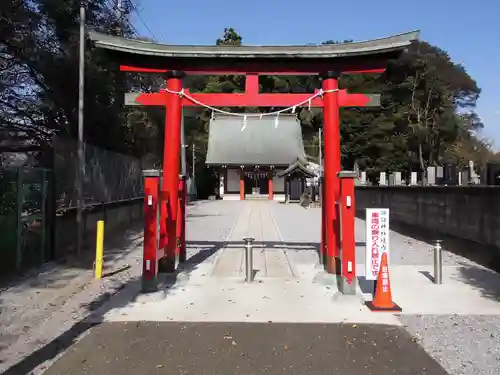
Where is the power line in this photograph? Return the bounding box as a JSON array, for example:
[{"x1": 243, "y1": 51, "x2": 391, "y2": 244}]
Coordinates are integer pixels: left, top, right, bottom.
[
  {"x1": 103, "y1": 0, "x2": 139, "y2": 36},
  {"x1": 127, "y1": 0, "x2": 157, "y2": 41}
]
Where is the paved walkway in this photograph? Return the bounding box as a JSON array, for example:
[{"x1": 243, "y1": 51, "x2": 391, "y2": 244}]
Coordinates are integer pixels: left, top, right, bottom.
[
  {"x1": 89, "y1": 201, "x2": 500, "y2": 323},
  {"x1": 43, "y1": 321, "x2": 448, "y2": 375},
  {"x1": 4, "y1": 200, "x2": 500, "y2": 375},
  {"x1": 211, "y1": 202, "x2": 295, "y2": 279}
]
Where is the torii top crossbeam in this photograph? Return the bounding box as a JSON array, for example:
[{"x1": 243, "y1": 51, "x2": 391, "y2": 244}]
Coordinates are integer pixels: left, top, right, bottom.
[{"x1": 89, "y1": 30, "x2": 419, "y2": 75}]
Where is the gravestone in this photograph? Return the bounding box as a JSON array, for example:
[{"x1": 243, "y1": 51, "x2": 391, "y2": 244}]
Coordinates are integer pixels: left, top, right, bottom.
[
  {"x1": 394, "y1": 171, "x2": 402, "y2": 186},
  {"x1": 388, "y1": 173, "x2": 395, "y2": 186},
  {"x1": 410, "y1": 171, "x2": 418, "y2": 186},
  {"x1": 459, "y1": 170, "x2": 469, "y2": 186},
  {"x1": 354, "y1": 160, "x2": 361, "y2": 178},
  {"x1": 427, "y1": 166, "x2": 436, "y2": 186},
  {"x1": 359, "y1": 171, "x2": 367, "y2": 185},
  {"x1": 436, "y1": 166, "x2": 444, "y2": 185},
  {"x1": 379, "y1": 172, "x2": 387, "y2": 186},
  {"x1": 469, "y1": 160, "x2": 481, "y2": 184},
  {"x1": 486, "y1": 162, "x2": 500, "y2": 186},
  {"x1": 442, "y1": 163, "x2": 458, "y2": 185}
]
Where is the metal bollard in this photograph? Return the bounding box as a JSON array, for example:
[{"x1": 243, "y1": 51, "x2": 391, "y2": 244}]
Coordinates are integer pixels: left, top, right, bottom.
[
  {"x1": 243, "y1": 237, "x2": 255, "y2": 282},
  {"x1": 433, "y1": 240, "x2": 443, "y2": 284},
  {"x1": 94, "y1": 220, "x2": 105, "y2": 280}
]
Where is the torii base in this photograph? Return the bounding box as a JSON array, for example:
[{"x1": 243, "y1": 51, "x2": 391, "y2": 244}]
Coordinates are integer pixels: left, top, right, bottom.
[{"x1": 158, "y1": 256, "x2": 176, "y2": 274}]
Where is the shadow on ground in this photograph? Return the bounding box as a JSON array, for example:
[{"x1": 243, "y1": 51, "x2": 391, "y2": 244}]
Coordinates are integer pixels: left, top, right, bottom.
[
  {"x1": 187, "y1": 239, "x2": 322, "y2": 256},
  {"x1": 0, "y1": 223, "x2": 143, "y2": 294},
  {"x1": 0, "y1": 237, "x2": 223, "y2": 375},
  {"x1": 186, "y1": 213, "x2": 224, "y2": 220},
  {"x1": 457, "y1": 262, "x2": 500, "y2": 303}
]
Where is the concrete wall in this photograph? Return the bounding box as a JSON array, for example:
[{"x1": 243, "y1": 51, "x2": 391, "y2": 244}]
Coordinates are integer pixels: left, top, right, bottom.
[
  {"x1": 355, "y1": 187, "x2": 500, "y2": 249},
  {"x1": 54, "y1": 198, "x2": 143, "y2": 258}
]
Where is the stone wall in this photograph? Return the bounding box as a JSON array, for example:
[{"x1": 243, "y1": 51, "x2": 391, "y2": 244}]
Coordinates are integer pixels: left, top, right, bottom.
[
  {"x1": 355, "y1": 187, "x2": 500, "y2": 248},
  {"x1": 54, "y1": 198, "x2": 143, "y2": 258}
]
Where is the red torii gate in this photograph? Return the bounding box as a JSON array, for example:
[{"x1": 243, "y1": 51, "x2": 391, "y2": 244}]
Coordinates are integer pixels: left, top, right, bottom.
[{"x1": 90, "y1": 30, "x2": 418, "y2": 290}]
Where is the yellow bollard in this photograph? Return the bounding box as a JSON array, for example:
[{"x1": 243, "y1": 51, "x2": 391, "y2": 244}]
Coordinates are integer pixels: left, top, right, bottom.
[{"x1": 95, "y1": 220, "x2": 104, "y2": 279}]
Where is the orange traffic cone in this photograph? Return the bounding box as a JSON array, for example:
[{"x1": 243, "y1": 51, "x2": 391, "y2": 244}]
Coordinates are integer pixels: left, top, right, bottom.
[{"x1": 365, "y1": 253, "x2": 402, "y2": 312}]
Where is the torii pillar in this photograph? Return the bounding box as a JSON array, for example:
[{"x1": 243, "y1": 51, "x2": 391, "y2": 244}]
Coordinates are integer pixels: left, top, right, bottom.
[
  {"x1": 159, "y1": 70, "x2": 185, "y2": 272},
  {"x1": 322, "y1": 71, "x2": 342, "y2": 274}
]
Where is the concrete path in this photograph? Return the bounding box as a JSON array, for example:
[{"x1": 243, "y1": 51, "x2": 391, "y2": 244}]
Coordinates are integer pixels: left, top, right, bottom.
[
  {"x1": 91, "y1": 202, "x2": 398, "y2": 326},
  {"x1": 86, "y1": 200, "x2": 500, "y2": 375},
  {"x1": 42, "y1": 321, "x2": 448, "y2": 375},
  {"x1": 211, "y1": 202, "x2": 295, "y2": 279},
  {"x1": 5, "y1": 200, "x2": 500, "y2": 375}
]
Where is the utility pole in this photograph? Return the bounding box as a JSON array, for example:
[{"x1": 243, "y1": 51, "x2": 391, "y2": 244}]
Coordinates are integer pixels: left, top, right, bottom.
[
  {"x1": 319, "y1": 127, "x2": 323, "y2": 175},
  {"x1": 192, "y1": 144, "x2": 196, "y2": 182},
  {"x1": 76, "y1": 3, "x2": 86, "y2": 256},
  {"x1": 318, "y1": 127, "x2": 323, "y2": 205},
  {"x1": 180, "y1": 111, "x2": 187, "y2": 176}
]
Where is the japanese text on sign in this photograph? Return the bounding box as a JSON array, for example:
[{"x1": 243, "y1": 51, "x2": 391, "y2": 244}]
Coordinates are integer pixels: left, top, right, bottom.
[{"x1": 365, "y1": 208, "x2": 390, "y2": 281}]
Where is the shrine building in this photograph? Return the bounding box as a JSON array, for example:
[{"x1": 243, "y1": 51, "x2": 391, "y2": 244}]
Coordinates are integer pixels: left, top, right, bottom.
[{"x1": 206, "y1": 113, "x2": 317, "y2": 201}]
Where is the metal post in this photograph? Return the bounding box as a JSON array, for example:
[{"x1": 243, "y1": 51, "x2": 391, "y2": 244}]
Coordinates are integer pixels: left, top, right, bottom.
[
  {"x1": 243, "y1": 237, "x2": 255, "y2": 282},
  {"x1": 95, "y1": 220, "x2": 104, "y2": 279},
  {"x1": 180, "y1": 110, "x2": 187, "y2": 176},
  {"x1": 40, "y1": 169, "x2": 47, "y2": 265},
  {"x1": 15, "y1": 168, "x2": 23, "y2": 271},
  {"x1": 318, "y1": 127, "x2": 323, "y2": 175},
  {"x1": 179, "y1": 110, "x2": 187, "y2": 262},
  {"x1": 433, "y1": 240, "x2": 443, "y2": 284},
  {"x1": 319, "y1": 177, "x2": 325, "y2": 267},
  {"x1": 318, "y1": 127, "x2": 323, "y2": 204},
  {"x1": 192, "y1": 143, "x2": 196, "y2": 185},
  {"x1": 76, "y1": 4, "x2": 85, "y2": 256}
]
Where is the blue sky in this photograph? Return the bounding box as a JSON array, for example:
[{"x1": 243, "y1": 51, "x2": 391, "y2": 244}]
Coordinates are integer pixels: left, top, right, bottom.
[{"x1": 131, "y1": 0, "x2": 500, "y2": 147}]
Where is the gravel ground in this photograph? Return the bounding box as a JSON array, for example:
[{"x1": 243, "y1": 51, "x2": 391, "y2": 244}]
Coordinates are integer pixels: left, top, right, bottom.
[
  {"x1": 0, "y1": 200, "x2": 244, "y2": 375},
  {"x1": 0, "y1": 225, "x2": 144, "y2": 375},
  {"x1": 399, "y1": 314, "x2": 500, "y2": 375}
]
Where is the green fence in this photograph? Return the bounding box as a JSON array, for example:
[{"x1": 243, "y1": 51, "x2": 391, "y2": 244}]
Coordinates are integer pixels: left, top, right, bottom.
[
  {"x1": 0, "y1": 167, "x2": 51, "y2": 276},
  {"x1": 0, "y1": 138, "x2": 144, "y2": 278}
]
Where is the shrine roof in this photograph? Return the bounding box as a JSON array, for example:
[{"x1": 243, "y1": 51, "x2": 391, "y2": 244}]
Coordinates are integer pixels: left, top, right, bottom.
[
  {"x1": 205, "y1": 114, "x2": 306, "y2": 167},
  {"x1": 277, "y1": 158, "x2": 317, "y2": 179},
  {"x1": 89, "y1": 30, "x2": 419, "y2": 60}
]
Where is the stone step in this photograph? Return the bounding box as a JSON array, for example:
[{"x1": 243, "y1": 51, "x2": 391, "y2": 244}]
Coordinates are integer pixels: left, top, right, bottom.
[{"x1": 245, "y1": 195, "x2": 270, "y2": 201}]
